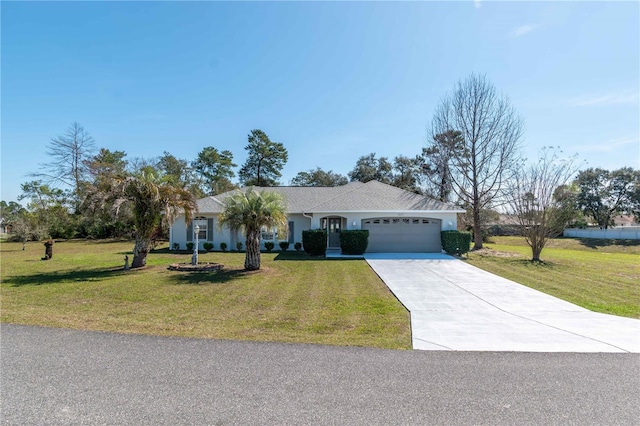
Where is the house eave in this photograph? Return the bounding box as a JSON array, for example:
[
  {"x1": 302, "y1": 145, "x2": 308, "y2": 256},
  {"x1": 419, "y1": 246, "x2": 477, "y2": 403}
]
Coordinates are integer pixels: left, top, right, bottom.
[{"x1": 300, "y1": 209, "x2": 466, "y2": 215}]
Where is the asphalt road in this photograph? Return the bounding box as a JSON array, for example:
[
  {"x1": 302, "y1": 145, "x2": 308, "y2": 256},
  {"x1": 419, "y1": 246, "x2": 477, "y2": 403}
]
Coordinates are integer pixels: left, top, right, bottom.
[{"x1": 2, "y1": 324, "x2": 639, "y2": 425}]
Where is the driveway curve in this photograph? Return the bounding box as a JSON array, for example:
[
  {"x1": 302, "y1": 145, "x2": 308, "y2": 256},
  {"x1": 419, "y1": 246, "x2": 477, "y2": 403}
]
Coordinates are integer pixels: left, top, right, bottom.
[{"x1": 365, "y1": 253, "x2": 640, "y2": 352}]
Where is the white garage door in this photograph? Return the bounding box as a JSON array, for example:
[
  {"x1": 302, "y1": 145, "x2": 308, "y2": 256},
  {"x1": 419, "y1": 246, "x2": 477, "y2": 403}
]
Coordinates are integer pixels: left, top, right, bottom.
[{"x1": 362, "y1": 217, "x2": 442, "y2": 253}]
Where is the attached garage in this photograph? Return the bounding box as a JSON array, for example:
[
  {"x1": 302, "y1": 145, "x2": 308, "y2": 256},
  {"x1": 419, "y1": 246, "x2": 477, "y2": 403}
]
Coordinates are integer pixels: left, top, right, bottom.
[{"x1": 362, "y1": 217, "x2": 442, "y2": 253}]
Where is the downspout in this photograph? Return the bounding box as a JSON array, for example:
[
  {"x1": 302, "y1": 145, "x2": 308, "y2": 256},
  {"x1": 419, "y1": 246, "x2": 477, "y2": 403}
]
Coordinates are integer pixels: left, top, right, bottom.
[{"x1": 303, "y1": 212, "x2": 314, "y2": 236}]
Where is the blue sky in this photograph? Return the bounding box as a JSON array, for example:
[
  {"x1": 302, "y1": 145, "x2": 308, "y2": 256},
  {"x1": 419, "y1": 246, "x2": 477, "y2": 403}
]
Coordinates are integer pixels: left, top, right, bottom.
[{"x1": 2, "y1": 0, "x2": 638, "y2": 203}]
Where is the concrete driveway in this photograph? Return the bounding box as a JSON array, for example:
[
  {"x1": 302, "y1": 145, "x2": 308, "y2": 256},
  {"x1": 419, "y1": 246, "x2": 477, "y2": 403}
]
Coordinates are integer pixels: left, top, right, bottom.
[{"x1": 365, "y1": 253, "x2": 640, "y2": 352}]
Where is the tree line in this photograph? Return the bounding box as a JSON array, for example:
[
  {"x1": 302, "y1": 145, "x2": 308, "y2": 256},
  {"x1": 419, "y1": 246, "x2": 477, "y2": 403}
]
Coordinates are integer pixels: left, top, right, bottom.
[{"x1": 2, "y1": 74, "x2": 638, "y2": 262}]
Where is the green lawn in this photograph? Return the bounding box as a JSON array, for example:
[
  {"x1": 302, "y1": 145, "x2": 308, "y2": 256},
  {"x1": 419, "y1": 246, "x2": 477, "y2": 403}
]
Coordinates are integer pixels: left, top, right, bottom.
[
  {"x1": 466, "y1": 236, "x2": 640, "y2": 318},
  {"x1": 0, "y1": 240, "x2": 411, "y2": 349},
  {"x1": 3, "y1": 236, "x2": 637, "y2": 349}
]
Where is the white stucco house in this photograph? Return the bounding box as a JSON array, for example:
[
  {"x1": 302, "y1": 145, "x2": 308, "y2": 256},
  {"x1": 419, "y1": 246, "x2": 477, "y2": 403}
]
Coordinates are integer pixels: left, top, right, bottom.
[{"x1": 170, "y1": 180, "x2": 464, "y2": 253}]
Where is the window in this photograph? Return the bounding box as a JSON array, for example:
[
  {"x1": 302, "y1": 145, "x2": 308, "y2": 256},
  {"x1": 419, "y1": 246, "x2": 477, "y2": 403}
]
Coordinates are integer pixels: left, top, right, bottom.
[
  {"x1": 261, "y1": 227, "x2": 275, "y2": 240},
  {"x1": 198, "y1": 227, "x2": 207, "y2": 239}
]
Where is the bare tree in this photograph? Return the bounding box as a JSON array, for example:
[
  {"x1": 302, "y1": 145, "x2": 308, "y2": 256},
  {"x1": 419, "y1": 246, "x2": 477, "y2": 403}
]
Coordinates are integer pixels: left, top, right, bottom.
[
  {"x1": 506, "y1": 148, "x2": 580, "y2": 261},
  {"x1": 31, "y1": 122, "x2": 96, "y2": 212},
  {"x1": 430, "y1": 74, "x2": 523, "y2": 249}
]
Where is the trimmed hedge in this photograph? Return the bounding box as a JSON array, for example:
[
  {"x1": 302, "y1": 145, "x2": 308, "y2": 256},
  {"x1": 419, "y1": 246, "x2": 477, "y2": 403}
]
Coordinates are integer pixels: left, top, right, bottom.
[
  {"x1": 302, "y1": 229, "x2": 327, "y2": 256},
  {"x1": 441, "y1": 230, "x2": 471, "y2": 256},
  {"x1": 340, "y1": 230, "x2": 369, "y2": 255}
]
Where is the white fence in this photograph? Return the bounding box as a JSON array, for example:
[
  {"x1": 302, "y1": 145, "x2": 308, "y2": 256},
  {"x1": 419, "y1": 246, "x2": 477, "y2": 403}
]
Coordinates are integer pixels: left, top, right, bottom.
[{"x1": 563, "y1": 227, "x2": 640, "y2": 240}]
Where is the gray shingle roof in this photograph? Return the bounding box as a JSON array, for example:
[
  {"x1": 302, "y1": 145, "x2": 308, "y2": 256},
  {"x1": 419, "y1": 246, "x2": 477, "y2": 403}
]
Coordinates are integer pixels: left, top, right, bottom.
[{"x1": 196, "y1": 180, "x2": 463, "y2": 214}]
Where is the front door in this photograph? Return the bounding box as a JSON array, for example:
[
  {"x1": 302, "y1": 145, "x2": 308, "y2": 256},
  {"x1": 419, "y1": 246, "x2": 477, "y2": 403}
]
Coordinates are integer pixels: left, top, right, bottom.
[{"x1": 328, "y1": 217, "x2": 342, "y2": 248}]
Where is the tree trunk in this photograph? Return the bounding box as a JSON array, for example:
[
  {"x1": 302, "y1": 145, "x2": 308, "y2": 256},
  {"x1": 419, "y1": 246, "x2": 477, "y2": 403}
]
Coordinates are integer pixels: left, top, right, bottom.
[
  {"x1": 472, "y1": 205, "x2": 483, "y2": 250},
  {"x1": 245, "y1": 229, "x2": 261, "y2": 271},
  {"x1": 531, "y1": 237, "x2": 544, "y2": 262},
  {"x1": 131, "y1": 236, "x2": 150, "y2": 268}
]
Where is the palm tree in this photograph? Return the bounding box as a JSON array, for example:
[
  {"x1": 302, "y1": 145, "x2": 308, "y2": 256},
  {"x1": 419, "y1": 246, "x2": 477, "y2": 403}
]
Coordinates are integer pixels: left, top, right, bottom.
[
  {"x1": 218, "y1": 188, "x2": 287, "y2": 271},
  {"x1": 89, "y1": 170, "x2": 196, "y2": 268}
]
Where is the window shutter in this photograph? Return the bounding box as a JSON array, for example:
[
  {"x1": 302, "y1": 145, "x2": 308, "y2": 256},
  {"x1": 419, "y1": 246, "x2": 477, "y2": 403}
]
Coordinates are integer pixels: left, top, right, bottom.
[
  {"x1": 288, "y1": 221, "x2": 294, "y2": 244},
  {"x1": 207, "y1": 218, "x2": 214, "y2": 241},
  {"x1": 187, "y1": 222, "x2": 193, "y2": 242}
]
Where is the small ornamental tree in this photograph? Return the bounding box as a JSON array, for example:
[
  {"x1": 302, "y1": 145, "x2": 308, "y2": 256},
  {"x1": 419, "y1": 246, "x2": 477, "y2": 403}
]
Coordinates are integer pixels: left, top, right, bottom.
[
  {"x1": 506, "y1": 148, "x2": 580, "y2": 261},
  {"x1": 218, "y1": 188, "x2": 287, "y2": 270}
]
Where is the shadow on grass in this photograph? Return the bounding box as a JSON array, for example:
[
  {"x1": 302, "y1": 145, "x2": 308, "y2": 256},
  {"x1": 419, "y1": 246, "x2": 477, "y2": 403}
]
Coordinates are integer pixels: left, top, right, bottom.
[
  {"x1": 169, "y1": 267, "x2": 255, "y2": 285},
  {"x1": 0, "y1": 248, "x2": 27, "y2": 253},
  {"x1": 507, "y1": 258, "x2": 560, "y2": 269},
  {"x1": 274, "y1": 251, "x2": 331, "y2": 261},
  {"x1": 81, "y1": 238, "x2": 135, "y2": 245},
  {"x1": 574, "y1": 238, "x2": 640, "y2": 250},
  {"x1": 4, "y1": 267, "x2": 127, "y2": 287}
]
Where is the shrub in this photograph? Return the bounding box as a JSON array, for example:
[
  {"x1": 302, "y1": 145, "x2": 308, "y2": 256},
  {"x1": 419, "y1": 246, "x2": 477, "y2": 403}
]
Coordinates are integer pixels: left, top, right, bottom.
[
  {"x1": 302, "y1": 229, "x2": 327, "y2": 256},
  {"x1": 220, "y1": 242, "x2": 228, "y2": 252},
  {"x1": 186, "y1": 242, "x2": 194, "y2": 251},
  {"x1": 264, "y1": 241, "x2": 275, "y2": 252},
  {"x1": 279, "y1": 241, "x2": 290, "y2": 251},
  {"x1": 294, "y1": 242, "x2": 302, "y2": 251},
  {"x1": 340, "y1": 230, "x2": 369, "y2": 255},
  {"x1": 203, "y1": 242, "x2": 214, "y2": 251},
  {"x1": 172, "y1": 243, "x2": 180, "y2": 251},
  {"x1": 236, "y1": 241, "x2": 243, "y2": 252},
  {"x1": 441, "y1": 230, "x2": 471, "y2": 256}
]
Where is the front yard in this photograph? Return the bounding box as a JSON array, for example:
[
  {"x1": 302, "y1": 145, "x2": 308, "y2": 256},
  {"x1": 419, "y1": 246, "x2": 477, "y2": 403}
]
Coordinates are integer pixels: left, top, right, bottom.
[
  {"x1": 2, "y1": 236, "x2": 637, "y2": 349},
  {"x1": 0, "y1": 240, "x2": 411, "y2": 349}
]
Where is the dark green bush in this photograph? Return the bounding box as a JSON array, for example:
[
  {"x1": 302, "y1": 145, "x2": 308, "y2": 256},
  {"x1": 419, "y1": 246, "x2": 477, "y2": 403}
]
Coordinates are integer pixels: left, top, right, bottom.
[
  {"x1": 302, "y1": 229, "x2": 327, "y2": 256},
  {"x1": 264, "y1": 241, "x2": 275, "y2": 252},
  {"x1": 236, "y1": 241, "x2": 243, "y2": 252},
  {"x1": 172, "y1": 243, "x2": 180, "y2": 251},
  {"x1": 340, "y1": 230, "x2": 369, "y2": 255},
  {"x1": 186, "y1": 242, "x2": 194, "y2": 251},
  {"x1": 294, "y1": 242, "x2": 302, "y2": 251},
  {"x1": 203, "y1": 242, "x2": 214, "y2": 251},
  {"x1": 220, "y1": 242, "x2": 227, "y2": 252},
  {"x1": 279, "y1": 241, "x2": 289, "y2": 251},
  {"x1": 441, "y1": 230, "x2": 471, "y2": 256}
]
